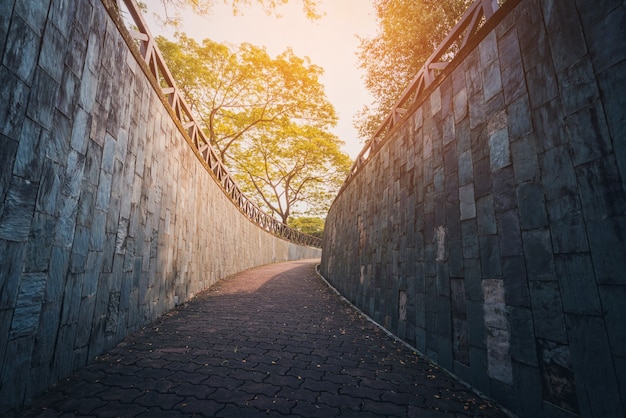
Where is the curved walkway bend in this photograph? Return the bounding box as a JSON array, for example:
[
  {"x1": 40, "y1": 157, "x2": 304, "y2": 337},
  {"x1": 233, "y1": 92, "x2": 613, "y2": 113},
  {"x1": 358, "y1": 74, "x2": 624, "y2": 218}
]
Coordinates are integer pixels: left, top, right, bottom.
[{"x1": 19, "y1": 260, "x2": 508, "y2": 417}]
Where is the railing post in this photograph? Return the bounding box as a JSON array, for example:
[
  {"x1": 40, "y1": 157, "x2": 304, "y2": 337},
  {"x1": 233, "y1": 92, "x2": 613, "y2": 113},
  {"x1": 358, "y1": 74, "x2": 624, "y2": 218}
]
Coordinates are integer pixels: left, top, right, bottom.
[{"x1": 482, "y1": 0, "x2": 499, "y2": 18}]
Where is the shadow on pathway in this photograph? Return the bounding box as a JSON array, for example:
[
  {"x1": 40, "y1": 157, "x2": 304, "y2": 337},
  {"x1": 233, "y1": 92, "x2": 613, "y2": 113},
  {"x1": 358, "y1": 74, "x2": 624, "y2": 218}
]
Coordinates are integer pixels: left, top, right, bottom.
[{"x1": 18, "y1": 260, "x2": 509, "y2": 417}]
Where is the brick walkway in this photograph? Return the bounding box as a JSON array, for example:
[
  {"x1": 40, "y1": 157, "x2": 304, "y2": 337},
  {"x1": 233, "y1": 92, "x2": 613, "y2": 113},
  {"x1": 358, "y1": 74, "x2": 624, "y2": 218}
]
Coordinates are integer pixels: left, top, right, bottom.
[{"x1": 18, "y1": 260, "x2": 509, "y2": 417}]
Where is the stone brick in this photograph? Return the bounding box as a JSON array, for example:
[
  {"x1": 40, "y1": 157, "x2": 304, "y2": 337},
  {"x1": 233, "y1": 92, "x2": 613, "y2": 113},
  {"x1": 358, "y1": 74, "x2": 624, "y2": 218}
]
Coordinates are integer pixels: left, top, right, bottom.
[
  {"x1": 558, "y1": 57, "x2": 600, "y2": 116},
  {"x1": 457, "y1": 149, "x2": 473, "y2": 186},
  {"x1": 0, "y1": 335, "x2": 33, "y2": 407},
  {"x1": 492, "y1": 167, "x2": 516, "y2": 213},
  {"x1": 597, "y1": 285, "x2": 626, "y2": 357},
  {"x1": 24, "y1": 211, "x2": 55, "y2": 273},
  {"x1": 479, "y1": 31, "x2": 498, "y2": 66},
  {"x1": 26, "y1": 68, "x2": 59, "y2": 130},
  {"x1": 541, "y1": 0, "x2": 587, "y2": 73},
  {"x1": 9, "y1": 272, "x2": 47, "y2": 339},
  {"x1": 453, "y1": 87, "x2": 468, "y2": 123},
  {"x1": 53, "y1": 195, "x2": 78, "y2": 248},
  {"x1": 39, "y1": 22, "x2": 67, "y2": 83},
  {"x1": 473, "y1": 157, "x2": 491, "y2": 198},
  {"x1": 582, "y1": 5, "x2": 626, "y2": 74},
  {"x1": 461, "y1": 219, "x2": 479, "y2": 259},
  {"x1": 529, "y1": 281, "x2": 566, "y2": 342},
  {"x1": 522, "y1": 228, "x2": 556, "y2": 280},
  {"x1": 0, "y1": 137, "x2": 18, "y2": 202},
  {"x1": 532, "y1": 99, "x2": 567, "y2": 153},
  {"x1": 496, "y1": 209, "x2": 522, "y2": 257},
  {"x1": 13, "y1": 117, "x2": 46, "y2": 182},
  {"x1": 546, "y1": 195, "x2": 589, "y2": 254},
  {"x1": 516, "y1": 182, "x2": 547, "y2": 230},
  {"x1": 476, "y1": 194, "x2": 496, "y2": 235},
  {"x1": 70, "y1": 107, "x2": 91, "y2": 155},
  {"x1": 565, "y1": 314, "x2": 625, "y2": 417},
  {"x1": 539, "y1": 146, "x2": 578, "y2": 201},
  {"x1": 0, "y1": 0, "x2": 15, "y2": 58},
  {"x1": 526, "y1": 60, "x2": 559, "y2": 109},
  {"x1": 3, "y1": 15, "x2": 40, "y2": 83},
  {"x1": 479, "y1": 235, "x2": 501, "y2": 279},
  {"x1": 482, "y1": 59, "x2": 502, "y2": 102},
  {"x1": 469, "y1": 345, "x2": 490, "y2": 394},
  {"x1": 601, "y1": 71, "x2": 626, "y2": 178},
  {"x1": 498, "y1": 28, "x2": 525, "y2": 105},
  {"x1": 554, "y1": 254, "x2": 601, "y2": 316},
  {"x1": 46, "y1": 111, "x2": 71, "y2": 166},
  {"x1": 0, "y1": 239, "x2": 26, "y2": 309},
  {"x1": 0, "y1": 67, "x2": 30, "y2": 140},
  {"x1": 565, "y1": 103, "x2": 613, "y2": 166},
  {"x1": 586, "y1": 217, "x2": 626, "y2": 285},
  {"x1": 468, "y1": 91, "x2": 485, "y2": 130},
  {"x1": 511, "y1": 134, "x2": 540, "y2": 183},
  {"x1": 46, "y1": 246, "x2": 69, "y2": 303},
  {"x1": 575, "y1": 156, "x2": 626, "y2": 221},
  {"x1": 506, "y1": 95, "x2": 532, "y2": 141},
  {"x1": 501, "y1": 256, "x2": 530, "y2": 308},
  {"x1": 459, "y1": 184, "x2": 476, "y2": 221},
  {"x1": 464, "y1": 49, "x2": 482, "y2": 97},
  {"x1": 489, "y1": 129, "x2": 511, "y2": 172},
  {"x1": 0, "y1": 176, "x2": 37, "y2": 242},
  {"x1": 536, "y1": 338, "x2": 579, "y2": 414},
  {"x1": 14, "y1": 0, "x2": 49, "y2": 35},
  {"x1": 512, "y1": 362, "x2": 543, "y2": 417}
]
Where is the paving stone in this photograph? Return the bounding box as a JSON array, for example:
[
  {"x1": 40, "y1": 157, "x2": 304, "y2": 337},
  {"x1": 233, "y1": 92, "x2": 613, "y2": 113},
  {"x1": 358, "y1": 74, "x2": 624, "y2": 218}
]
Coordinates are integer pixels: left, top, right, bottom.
[{"x1": 14, "y1": 261, "x2": 508, "y2": 417}]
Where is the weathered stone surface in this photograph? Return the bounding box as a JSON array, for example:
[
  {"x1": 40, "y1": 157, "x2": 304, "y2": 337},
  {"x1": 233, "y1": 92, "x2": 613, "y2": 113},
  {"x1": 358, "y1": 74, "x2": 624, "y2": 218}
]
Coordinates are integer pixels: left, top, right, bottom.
[
  {"x1": 0, "y1": 176, "x2": 38, "y2": 242},
  {"x1": 546, "y1": 195, "x2": 588, "y2": 254},
  {"x1": 565, "y1": 314, "x2": 625, "y2": 417},
  {"x1": 529, "y1": 281, "x2": 566, "y2": 342},
  {"x1": 9, "y1": 273, "x2": 47, "y2": 339},
  {"x1": 1, "y1": 1, "x2": 322, "y2": 412},
  {"x1": 0, "y1": 137, "x2": 18, "y2": 202},
  {"x1": 517, "y1": 181, "x2": 548, "y2": 230},
  {"x1": 536, "y1": 338, "x2": 579, "y2": 414},
  {"x1": 0, "y1": 67, "x2": 30, "y2": 141}
]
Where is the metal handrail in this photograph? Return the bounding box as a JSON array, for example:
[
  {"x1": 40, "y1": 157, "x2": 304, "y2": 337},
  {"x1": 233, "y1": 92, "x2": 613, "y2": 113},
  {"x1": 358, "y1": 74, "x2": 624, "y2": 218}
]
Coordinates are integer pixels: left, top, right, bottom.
[
  {"x1": 111, "y1": 0, "x2": 322, "y2": 248},
  {"x1": 342, "y1": 0, "x2": 501, "y2": 191}
]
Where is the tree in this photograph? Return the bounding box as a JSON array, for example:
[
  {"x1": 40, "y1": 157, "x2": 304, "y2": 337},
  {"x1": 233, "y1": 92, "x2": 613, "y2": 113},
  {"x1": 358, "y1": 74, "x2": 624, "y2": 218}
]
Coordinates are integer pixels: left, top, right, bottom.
[
  {"x1": 157, "y1": 35, "x2": 336, "y2": 163},
  {"x1": 232, "y1": 121, "x2": 351, "y2": 223},
  {"x1": 288, "y1": 216, "x2": 325, "y2": 238},
  {"x1": 157, "y1": 34, "x2": 350, "y2": 223},
  {"x1": 355, "y1": 0, "x2": 473, "y2": 141},
  {"x1": 148, "y1": 0, "x2": 322, "y2": 27}
]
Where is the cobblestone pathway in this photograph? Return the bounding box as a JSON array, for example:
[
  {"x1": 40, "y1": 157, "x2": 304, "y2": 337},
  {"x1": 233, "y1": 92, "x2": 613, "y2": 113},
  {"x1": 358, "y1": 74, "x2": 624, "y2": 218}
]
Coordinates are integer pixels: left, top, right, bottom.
[{"x1": 18, "y1": 260, "x2": 509, "y2": 417}]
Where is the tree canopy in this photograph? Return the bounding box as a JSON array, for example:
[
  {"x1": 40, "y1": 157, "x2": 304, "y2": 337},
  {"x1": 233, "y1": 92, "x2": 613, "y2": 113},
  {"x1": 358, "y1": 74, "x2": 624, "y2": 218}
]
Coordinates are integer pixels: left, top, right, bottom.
[
  {"x1": 149, "y1": 0, "x2": 322, "y2": 27},
  {"x1": 355, "y1": 0, "x2": 473, "y2": 141},
  {"x1": 157, "y1": 34, "x2": 350, "y2": 224}
]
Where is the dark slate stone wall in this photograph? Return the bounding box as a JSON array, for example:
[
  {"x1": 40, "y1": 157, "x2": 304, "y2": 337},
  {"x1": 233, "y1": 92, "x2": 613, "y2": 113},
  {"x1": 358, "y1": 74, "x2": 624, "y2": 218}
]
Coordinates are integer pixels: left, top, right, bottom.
[
  {"x1": 0, "y1": 0, "x2": 320, "y2": 412},
  {"x1": 321, "y1": 0, "x2": 626, "y2": 416}
]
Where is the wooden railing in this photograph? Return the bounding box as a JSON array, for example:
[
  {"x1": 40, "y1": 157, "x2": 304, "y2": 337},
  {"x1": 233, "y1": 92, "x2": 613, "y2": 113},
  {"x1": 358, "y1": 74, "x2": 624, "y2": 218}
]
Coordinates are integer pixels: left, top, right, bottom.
[
  {"x1": 112, "y1": 0, "x2": 322, "y2": 248},
  {"x1": 343, "y1": 0, "x2": 501, "y2": 190}
]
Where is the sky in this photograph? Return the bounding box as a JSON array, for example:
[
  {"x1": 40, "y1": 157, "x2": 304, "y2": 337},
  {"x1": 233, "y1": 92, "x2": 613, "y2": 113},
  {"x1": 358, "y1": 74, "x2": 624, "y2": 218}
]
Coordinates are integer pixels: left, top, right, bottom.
[{"x1": 143, "y1": 0, "x2": 378, "y2": 159}]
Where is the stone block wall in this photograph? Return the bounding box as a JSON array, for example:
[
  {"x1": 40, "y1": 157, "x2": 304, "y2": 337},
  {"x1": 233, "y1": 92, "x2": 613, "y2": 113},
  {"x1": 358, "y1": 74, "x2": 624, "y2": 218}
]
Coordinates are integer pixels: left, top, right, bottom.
[
  {"x1": 321, "y1": 0, "x2": 626, "y2": 416},
  {"x1": 0, "y1": 0, "x2": 320, "y2": 412}
]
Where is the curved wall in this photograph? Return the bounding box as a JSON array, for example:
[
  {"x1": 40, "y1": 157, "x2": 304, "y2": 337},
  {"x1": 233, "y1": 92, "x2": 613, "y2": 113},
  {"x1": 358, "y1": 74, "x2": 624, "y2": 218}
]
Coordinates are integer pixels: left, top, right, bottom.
[
  {"x1": 321, "y1": 0, "x2": 626, "y2": 416},
  {"x1": 0, "y1": 0, "x2": 319, "y2": 412}
]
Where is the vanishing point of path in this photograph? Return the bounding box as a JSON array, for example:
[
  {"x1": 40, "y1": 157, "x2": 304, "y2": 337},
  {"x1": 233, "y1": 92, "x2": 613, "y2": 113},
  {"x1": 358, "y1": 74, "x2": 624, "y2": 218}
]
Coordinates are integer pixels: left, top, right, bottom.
[{"x1": 19, "y1": 260, "x2": 508, "y2": 417}]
